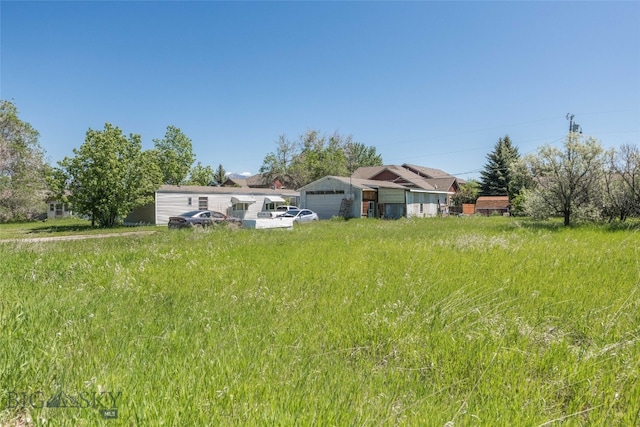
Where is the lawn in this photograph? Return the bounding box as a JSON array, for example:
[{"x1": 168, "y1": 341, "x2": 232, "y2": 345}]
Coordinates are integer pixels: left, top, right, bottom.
[{"x1": 1, "y1": 217, "x2": 638, "y2": 426}]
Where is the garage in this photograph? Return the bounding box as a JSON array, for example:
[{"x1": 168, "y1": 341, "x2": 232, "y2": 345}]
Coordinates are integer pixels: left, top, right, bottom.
[{"x1": 305, "y1": 192, "x2": 346, "y2": 219}]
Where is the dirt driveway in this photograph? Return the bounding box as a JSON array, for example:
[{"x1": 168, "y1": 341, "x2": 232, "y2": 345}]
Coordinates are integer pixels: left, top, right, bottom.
[{"x1": 1, "y1": 230, "x2": 156, "y2": 243}]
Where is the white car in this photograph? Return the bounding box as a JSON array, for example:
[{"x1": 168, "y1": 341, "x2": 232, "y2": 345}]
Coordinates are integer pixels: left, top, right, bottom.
[
  {"x1": 275, "y1": 205, "x2": 299, "y2": 213},
  {"x1": 277, "y1": 209, "x2": 319, "y2": 223}
]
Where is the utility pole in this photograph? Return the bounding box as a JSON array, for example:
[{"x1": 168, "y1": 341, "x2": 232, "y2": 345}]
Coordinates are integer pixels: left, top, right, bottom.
[{"x1": 566, "y1": 113, "x2": 582, "y2": 134}]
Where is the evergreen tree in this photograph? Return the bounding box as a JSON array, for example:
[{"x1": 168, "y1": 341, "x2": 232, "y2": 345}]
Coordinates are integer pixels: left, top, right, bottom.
[
  {"x1": 479, "y1": 135, "x2": 520, "y2": 199},
  {"x1": 213, "y1": 164, "x2": 227, "y2": 186}
]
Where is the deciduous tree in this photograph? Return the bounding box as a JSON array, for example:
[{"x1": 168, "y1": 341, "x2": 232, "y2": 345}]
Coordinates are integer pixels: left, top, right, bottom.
[
  {"x1": 153, "y1": 125, "x2": 195, "y2": 186},
  {"x1": 451, "y1": 179, "x2": 480, "y2": 206},
  {"x1": 59, "y1": 123, "x2": 162, "y2": 227},
  {"x1": 344, "y1": 141, "x2": 383, "y2": 173},
  {"x1": 187, "y1": 162, "x2": 215, "y2": 186},
  {"x1": 524, "y1": 133, "x2": 606, "y2": 226},
  {"x1": 260, "y1": 130, "x2": 383, "y2": 188},
  {"x1": 602, "y1": 144, "x2": 640, "y2": 221},
  {"x1": 259, "y1": 135, "x2": 299, "y2": 187},
  {"x1": 0, "y1": 100, "x2": 49, "y2": 221}
]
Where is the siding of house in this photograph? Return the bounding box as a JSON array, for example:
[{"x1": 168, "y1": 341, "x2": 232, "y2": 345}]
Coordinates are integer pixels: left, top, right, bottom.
[
  {"x1": 47, "y1": 202, "x2": 72, "y2": 219},
  {"x1": 124, "y1": 202, "x2": 155, "y2": 224},
  {"x1": 378, "y1": 188, "x2": 405, "y2": 204},
  {"x1": 155, "y1": 193, "x2": 232, "y2": 224},
  {"x1": 406, "y1": 192, "x2": 440, "y2": 218},
  {"x1": 125, "y1": 186, "x2": 299, "y2": 225}
]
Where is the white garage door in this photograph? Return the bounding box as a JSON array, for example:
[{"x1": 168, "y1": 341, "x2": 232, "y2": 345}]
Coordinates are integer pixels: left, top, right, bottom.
[{"x1": 305, "y1": 194, "x2": 345, "y2": 219}]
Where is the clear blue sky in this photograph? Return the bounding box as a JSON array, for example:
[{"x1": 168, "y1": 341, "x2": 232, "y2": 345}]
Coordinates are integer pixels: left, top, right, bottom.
[{"x1": 2, "y1": 1, "x2": 639, "y2": 181}]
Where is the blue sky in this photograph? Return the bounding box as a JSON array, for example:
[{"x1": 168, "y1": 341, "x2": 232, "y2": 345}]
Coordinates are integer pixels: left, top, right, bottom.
[{"x1": 2, "y1": 1, "x2": 639, "y2": 181}]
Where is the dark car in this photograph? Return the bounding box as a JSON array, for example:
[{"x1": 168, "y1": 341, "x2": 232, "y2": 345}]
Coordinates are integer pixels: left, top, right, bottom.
[{"x1": 168, "y1": 210, "x2": 241, "y2": 229}]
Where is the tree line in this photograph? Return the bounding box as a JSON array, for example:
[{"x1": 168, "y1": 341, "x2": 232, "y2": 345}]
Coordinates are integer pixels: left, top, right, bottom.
[
  {"x1": 0, "y1": 100, "x2": 383, "y2": 226},
  {"x1": 460, "y1": 134, "x2": 640, "y2": 226},
  {"x1": 2, "y1": 99, "x2": 638, "y2": 227}
]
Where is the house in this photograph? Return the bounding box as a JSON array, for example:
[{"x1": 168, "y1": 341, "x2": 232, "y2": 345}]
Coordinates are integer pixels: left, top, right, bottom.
[
  {"x1": 221, "y1": 173, "x2": 284, "y2": 189},
  {"x1": 46, "y1": 193, "x2": 73, "y2": 219},
  {"x1": 474, "y1": 196, "x2": 510, "y2": 216},
  {"x1": 299, "y1": 176, "x2": 409, "y2": 219},
  {"x1": 299, "y1": 164, "x2": 460, "y2": 220},
  {"x1": 125, "y1": 185, "x2": 299, "y2": 225},
  {"x1": 351, "y1": 163, "x2": 461, "y2": 205}
]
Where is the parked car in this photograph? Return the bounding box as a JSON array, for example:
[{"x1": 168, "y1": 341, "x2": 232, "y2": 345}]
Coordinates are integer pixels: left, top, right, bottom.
[
  {"x1": 168, "y1": 210, "x2": 241, "y2": 229},
  {"x1": 258, "y1": 205, "x2": 300, "y2": 218},
  {"x1": 276, "y1": 205, "x2": 299, "y2": 213},
  {"x1": 277, "y1": 209, "x2": 319, "y2": 223}
]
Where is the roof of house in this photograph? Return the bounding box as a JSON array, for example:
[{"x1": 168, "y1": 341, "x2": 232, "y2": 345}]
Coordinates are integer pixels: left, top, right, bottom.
[
  {"x1": 222, "y1": 177, "x2": 248, "y2": 188},
  {"x1": 221, "y1": 173, "x2": 283, "y2": 188},
  {"x1": 157, "y1": 185, "x2": 298, "y2": 196},
  {"x1": 354, "y1": 165, "x2": 458, "y2": 193},
  {"x1": 352, "y1": 164, "x2": 461, "y2": 191},
  {"x1": 475, "y1": 196, "x2": 510, "y2": 209},
  {"x1": 401, "y1": 164, "x2": 453, "y2": 179},
  {"x1": 351, "y1": 165, "x2": 388, "y2": 179},
  {"x1": 299, "y1": 176, "x2": 408, "y2": 191}
]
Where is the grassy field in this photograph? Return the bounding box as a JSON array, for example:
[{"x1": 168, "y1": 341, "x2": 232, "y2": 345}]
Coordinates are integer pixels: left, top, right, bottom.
[{"x1": 1, "y1": 217, "x2": 638, "y2": 426}]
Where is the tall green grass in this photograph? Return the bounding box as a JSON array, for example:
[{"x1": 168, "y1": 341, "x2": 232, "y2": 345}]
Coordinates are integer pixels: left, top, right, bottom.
[{"x1": 1, "y1": 217, "x2": 638, "y2": 425}]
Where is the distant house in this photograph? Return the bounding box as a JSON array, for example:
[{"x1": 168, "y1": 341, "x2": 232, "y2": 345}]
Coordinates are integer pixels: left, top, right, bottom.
[
  {"x1": 299, "y1": 176, "x2": 409, "y2": 219},
  {"x1": 474, "y1": 196, "x2": 510, "y2": 216},
  {"x1": 222, "y1": 173, "x2": 284, "y2": 189},
  {"x1": 46, "y1": 193, "x2": 73, "y2": 219},
  {"x1": 125, "y1": 185, "x2": 299, "y2": 225},
  {"x1": 299, "y1": 164, "x2": 461, "y2": 220}
]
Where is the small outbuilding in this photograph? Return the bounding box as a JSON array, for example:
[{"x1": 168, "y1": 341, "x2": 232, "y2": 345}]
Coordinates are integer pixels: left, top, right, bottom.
[{"x1": 474, "y1": 196, "x2": 510, "y2": 216}]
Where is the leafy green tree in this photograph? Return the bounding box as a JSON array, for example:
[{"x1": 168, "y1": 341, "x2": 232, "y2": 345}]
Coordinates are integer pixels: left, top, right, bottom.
[
  {"x1": 508, "y1": 158, "x2": 536, "y2": 216},
  {"x1": 344, "y1": 141, "x2": 383, "y2": 173},
  {"x1": 153, "y1": 125, "x2": 195, "y2": 185},
  {"x1": 259, "y1": 135, "x2": 298, "y2": 187},
  {"x1": 602, "y1": 144, "x2": 640, "y2": 221},
  {"x1": 524, "y1": 133, "x2": 606, "y2": 226},
  {"x1": 0, "y1": 100, "x2": 49, "y2": 221},
  {"x1": 290, "y1": 130, "x2": 348, "y2": 187},
  {"x1": 187, "y1": 162, "x2": 215, "y2": 186},
  {"x1": 451, "y1": 179, "x2": 480, "y2": 205},
  {"x1": 59, "y1": 123, "x2": 162, "y2": 227},
  {"x1": 260, "y1": 130, "x2": 383, "y2": 188},
  {"x1": 480, "y1": 135, "x2": 520, "y2": 199},
  {"x1": 212, "y1": 164, "x2": 227, "y2": 186}
]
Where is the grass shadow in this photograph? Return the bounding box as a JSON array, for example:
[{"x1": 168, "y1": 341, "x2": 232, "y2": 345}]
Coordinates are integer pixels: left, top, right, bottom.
[
  {"x1": 26, "y1": 224, "x2": 98, "y2": 234},
  {"x1": 505, "y1": 217, "x2": 640, "y2": 233}
]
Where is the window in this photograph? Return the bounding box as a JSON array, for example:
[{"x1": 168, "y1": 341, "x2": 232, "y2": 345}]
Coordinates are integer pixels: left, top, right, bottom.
[
  {"x1": 187, "y1": 197, "x2": 192, "y2": 206},
  {"x1": 198, "y1": 197, "x2": 208, "y2": 210},
  {"x1": 49, "y1": 203, "x2": 55, "y2": 212},
  {"x1": 306, "y1": 190, "x2": 345, "y2": 195},
  {"x1": 420, "y1": 203, "x2": 424, "y2": 213},
  {"x1": 232, "y1": 203, "x2": 249, "y2": 211}
]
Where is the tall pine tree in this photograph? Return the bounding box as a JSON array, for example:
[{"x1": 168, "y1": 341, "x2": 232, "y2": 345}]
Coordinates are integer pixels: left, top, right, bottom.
[{"x1": 480, "y1": 135, "x2": 520, "y2": 199}]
